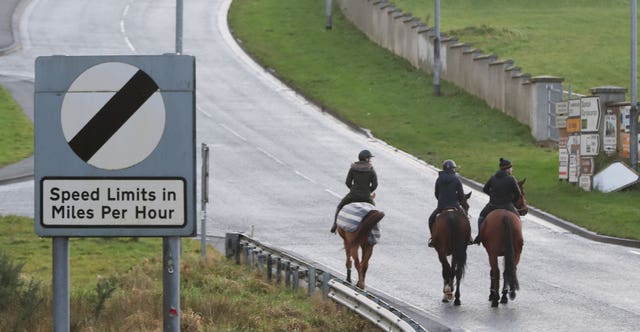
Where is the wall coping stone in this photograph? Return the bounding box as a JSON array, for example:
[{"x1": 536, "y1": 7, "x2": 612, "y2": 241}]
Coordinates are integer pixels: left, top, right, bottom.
[
  {"x1": 462, "y1": 48, "x2": 480, "y2": 55},
  {"x1": 393, "y1": 12, "x2": 410, "y2": 19},
  {"x1": 417, "y1": 26, "x2": 432, "y2": 34},
  {"x1": 505, "y1": 66, "x2": 521, "y2": 72},
  {"x1": 608, "y1": 101, "x2": 631, "y2": 107},
  {"x1": 473, "y1": 54, "x2": 497, "y2": 61},
  {"x1": 529, "y1": 75, "x2": 564, "y2": 83},
  {"x1": 449, "y1": 42, "x2": 470, "y2": 49},
  {"x1": 590, "y1": 86, "x2": 628, "y2": 94},
  {"x1": 489, "y1": 59, "x2": 513, "y2": 66}
]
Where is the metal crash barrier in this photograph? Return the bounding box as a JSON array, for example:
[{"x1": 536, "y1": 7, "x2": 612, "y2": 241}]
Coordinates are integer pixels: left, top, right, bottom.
[{"x1": 224, "y1": 232, "x2": 427, "y2": 332}]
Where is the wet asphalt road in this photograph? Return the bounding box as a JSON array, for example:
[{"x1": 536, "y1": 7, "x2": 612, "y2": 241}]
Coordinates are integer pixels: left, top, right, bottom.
[{"x1": 1, "y1": 1, "x2": 639, "y2": 331}]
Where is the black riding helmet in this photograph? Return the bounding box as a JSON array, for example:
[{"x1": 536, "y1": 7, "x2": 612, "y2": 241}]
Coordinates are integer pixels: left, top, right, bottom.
[
  {"x1": 358, "y1": 149, "x2": 374, "y2": 161},
  {"x1": 442, "y1": 159, "x2": 457, "y2": 170}
]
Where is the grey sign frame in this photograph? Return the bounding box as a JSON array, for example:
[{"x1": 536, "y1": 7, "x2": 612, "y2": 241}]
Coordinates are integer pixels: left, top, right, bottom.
[{"x1": 34, "y1": 55, "x2": 196, "y2": 237}]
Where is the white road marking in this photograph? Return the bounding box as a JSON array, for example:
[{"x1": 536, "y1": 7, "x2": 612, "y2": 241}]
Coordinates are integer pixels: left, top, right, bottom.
[
  {"x1": 220, "y1": 124, "x2": 247, "y2": 141},
  {"x1": 120, "y1": 4, "x2": 136, "y2": 52},
  {"x1": 257, "y1": 147, "x2": 284, "y2": 165},
  {"x1": 325, "y1": 189, "x2": 342, "y2": 198},
  {"x1": 294, "y1": 170, "x2": 316, "y2": 184}
]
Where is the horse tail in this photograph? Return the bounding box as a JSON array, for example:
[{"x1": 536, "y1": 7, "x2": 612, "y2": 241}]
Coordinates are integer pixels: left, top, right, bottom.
[
  {"x1": 354, "y1": 210, "x2": 385, "y2": 244},
  {"x1": 448, "y1": 212, "x2": 467, "y2": 278},
  {"x1": 502, "y1": 214, "x2": 520, "y2": 291}
]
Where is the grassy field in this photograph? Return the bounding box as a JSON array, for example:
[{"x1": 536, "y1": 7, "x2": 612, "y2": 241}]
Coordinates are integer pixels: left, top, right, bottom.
[
  {"x1": 228, "y1": 0, "x2": 640, "y2": 240},
  {"x1": 0, "y1": 85, "x2": 33, "y2": 168},
  {"x1": 0, "y1": 216, "x2": 377, "y2": 331},
  {"x1": 393, "y1": 0, "x2": 634, "y2": 95}
]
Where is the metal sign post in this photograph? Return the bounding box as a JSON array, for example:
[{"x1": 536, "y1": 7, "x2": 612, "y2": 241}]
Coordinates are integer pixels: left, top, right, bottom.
[
  {"x1": 200, "y1": 143, "x2": 210, "y2": 262},
  {"x1": 164, "y1": 2, "x2": 185, "y2": 330},
  {"x1": 35, "y1": 54, "x2": 195, "y2": 332}
]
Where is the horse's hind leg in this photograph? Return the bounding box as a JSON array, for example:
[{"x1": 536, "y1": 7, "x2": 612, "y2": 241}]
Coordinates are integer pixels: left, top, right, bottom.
[
  {"x1": 439, "y1": 254, "x2": 453, "y2": 303},
  {"x1": 356, "y1": 244, "x2": 373, "y2": 289},
  {"x1": 500, "y1": 280, "x2": 509, "y2": 304},
  {"x1": 453, "y1": 266, "x2": 462, "y2": 306},
  {"x1": 344, "y1": 245, "x2": 354, "y2": 284},
  {"x1": 489, "y1": 255, "x2": 500, "y2": 307}
]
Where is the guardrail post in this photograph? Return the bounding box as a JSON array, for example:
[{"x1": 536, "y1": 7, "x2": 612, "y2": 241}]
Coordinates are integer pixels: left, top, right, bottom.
[
  {"x1": 267, "y1": 254, "x2": 273, "y2": 281},
  {"x1": 307, "y1": 267, "x2": 316, "y2": 296},
  {"x1": 322, "y1": 272, "x2": 331, "y2": 300},
  {"x1": 285, "y1": 261, "x2": 291, "y2": 287},
  {"x1": 242, "y1": 244, "x2": 249, "y2": 266},
  {"x1": 225, "y1": 233, "x2": 240, "y2": 262},
  {"x1": 276, "y1": 258, "x2": 282, "y2": 284},
  {"x1": 292, "y1": 266, "x2": 299, "y2": 290},
  {"x1": 247, "y1": 246, "x2": 254, "y2": 269},
  {"x1": 257, "y1": 253, "x2": 264, "y2": 274}
]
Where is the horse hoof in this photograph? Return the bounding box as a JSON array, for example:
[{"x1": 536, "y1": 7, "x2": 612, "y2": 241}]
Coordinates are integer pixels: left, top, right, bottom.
[
  {"x1": 509, "y1": 290, "x2": 516, "y2": 300},
  {"x1": 442, "y1": 298, "x2": 449, "y2": 303},
  {"x1": 500, "y1": 296, "x2": 508, "y2": 304},
  {"x1": 491, "y1": 301, "x2": 499, "y2": 308},
  {"x1": 454, "y1": 299, "x2": 461, "y2": 306}
]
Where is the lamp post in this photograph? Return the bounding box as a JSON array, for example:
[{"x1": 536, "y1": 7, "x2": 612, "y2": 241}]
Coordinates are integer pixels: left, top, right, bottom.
[
  {"x1": 631, "y1": 0, "x2": 638, "y2": 169},
  {"x1": 434, "y1": 0, "x2": 441, "y2": 96}
]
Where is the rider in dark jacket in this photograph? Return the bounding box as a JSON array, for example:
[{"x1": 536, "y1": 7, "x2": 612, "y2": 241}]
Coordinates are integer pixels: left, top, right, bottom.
[
  {"x1": 473, "y1": 157, "x2": 522, "y2": 244},
  {"x1": 330, "y1": 150, "x2": 378, "y2": 233},
  {"x1": 427, "y1": 160, "x2": 466, "y2": 247}
]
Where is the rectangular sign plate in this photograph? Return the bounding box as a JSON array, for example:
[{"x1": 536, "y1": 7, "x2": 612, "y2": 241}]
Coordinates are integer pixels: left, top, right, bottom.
[{"x1": 41, "y1": 178, "x2": 185, "y2": 227}]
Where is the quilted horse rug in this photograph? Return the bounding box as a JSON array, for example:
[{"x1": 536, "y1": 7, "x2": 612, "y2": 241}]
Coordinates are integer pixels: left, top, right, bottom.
[{"x1": 337, "y1": 202, "x2": 382, "y2": 245}]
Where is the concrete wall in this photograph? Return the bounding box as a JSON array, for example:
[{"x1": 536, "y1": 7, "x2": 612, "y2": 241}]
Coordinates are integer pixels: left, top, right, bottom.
[{"x1": 336, "y1": 0, "x2": 564, "y2": 141}]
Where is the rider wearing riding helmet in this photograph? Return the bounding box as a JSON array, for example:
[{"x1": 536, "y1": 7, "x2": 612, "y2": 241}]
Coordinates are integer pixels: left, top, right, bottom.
[
  {"x1": 330, "y1": 149, "x2": 378, "y2": 233},
  {"x1": 473, "y1": 157, "x2": 522, "y2": 244},
  {"x1": 427, "y1": 159, "x2": 467, "y2": 247}
]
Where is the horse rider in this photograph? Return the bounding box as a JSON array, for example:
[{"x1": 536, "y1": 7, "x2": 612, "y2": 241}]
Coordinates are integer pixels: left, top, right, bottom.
[
  {"x1": 472, "y1": 157, "x2": 522, "y2": 244},
  {"x1": 330, "y1": 149, "x2": 378, "y2": 233},
  {"x1": 427, "y1": 159, "x2": 469, "y2": 247}
]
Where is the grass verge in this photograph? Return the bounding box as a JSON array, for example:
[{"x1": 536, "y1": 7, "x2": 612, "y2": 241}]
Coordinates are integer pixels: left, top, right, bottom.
[
  {"x1": 228, "y1": 0, "x2": 640, "y2": 240},
  {"x1": 0, "y1": 215, "x2": 378, "y2": 331},
  {"x1": 0, "y1": 85, "x2": 33, "y2": 168},
  {"x1": 392, "y1": 0, "x2": 633, "y2": 95}
]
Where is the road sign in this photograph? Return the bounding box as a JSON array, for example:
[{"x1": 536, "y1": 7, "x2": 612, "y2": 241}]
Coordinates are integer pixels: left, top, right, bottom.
[
  {"x1": 35, "y1": 55, "x2": 196, "y2": 237},
  {"x1": 61, "y1": 62, "x2": 166, "y2": 170}
]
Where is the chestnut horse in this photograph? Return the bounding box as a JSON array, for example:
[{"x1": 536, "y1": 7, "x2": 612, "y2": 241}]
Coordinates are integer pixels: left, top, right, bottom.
[
  {"x1": 431, "y1": 192, "x2": 472, "y2": 305},
  {"x1": 479, "y1": 179, "x2": 528, "y2": 307},
  {"x1": 337, "y1": 204, "x2": 385, "y2": 289}
]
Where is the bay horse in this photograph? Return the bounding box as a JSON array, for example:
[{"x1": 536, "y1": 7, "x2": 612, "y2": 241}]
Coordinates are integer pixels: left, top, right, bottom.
[
  {"x1": 431, "y1": 192, "x2": 472, "y2": 305},
  {"x1": 337, "y1": 203, "x2": 385, "y2": 289},
  {"x1": 479, "y1": 179, "x2": 528, "y2": 307}
]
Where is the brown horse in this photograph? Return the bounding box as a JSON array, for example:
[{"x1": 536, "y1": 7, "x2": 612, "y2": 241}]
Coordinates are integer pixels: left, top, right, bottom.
[
  {"x1": 431, "y1": 192, "x2": 472, "y2": 305},
  {"x1": 337, "y1": 207, "x2": 385, "y2": 289},
  {"x1": 479, "y1": 179, "x2": 528, "y2": 307}
]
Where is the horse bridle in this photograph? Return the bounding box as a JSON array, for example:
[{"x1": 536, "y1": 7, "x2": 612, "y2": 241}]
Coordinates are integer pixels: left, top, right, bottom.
[{"x1": 515, "y1": 197, "x2": 528, "y2": 216}]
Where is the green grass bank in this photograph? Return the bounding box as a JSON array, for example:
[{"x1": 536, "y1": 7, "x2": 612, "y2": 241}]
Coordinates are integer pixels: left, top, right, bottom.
[
  {"x1": 0, "y1": 85, "x2": 33, "y2": 168},
  {"x1": 0, "y1": 216, "x2": 377, "y2": 331},
  {"x1": 393, "y1": 0, "x2": 635, "y2": 95},
  {"x1": 228, "y1": 0, "x2": 640, "y2": 240}
]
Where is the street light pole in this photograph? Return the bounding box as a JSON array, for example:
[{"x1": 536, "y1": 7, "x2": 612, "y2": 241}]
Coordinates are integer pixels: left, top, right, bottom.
[
  {"x1": 631, "y1": 0, "x2": 638, "y2": 169},
  {"x1": 433, "y1": 0, "x2": 441, "y2": 96}
]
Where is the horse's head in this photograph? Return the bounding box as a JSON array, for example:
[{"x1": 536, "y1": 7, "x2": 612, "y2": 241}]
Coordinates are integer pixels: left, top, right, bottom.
[
  {"x1": 461, "y1": 192, "x2": 472, "y2": 215},
  {"x1": 515, "y1": 178, "x2": 528, "y2": 216}
]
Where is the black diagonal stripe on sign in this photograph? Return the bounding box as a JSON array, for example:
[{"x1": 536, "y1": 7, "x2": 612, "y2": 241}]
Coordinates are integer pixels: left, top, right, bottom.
[{"x1": 68, "y1": 70, "x2": 159, "y2": 162}]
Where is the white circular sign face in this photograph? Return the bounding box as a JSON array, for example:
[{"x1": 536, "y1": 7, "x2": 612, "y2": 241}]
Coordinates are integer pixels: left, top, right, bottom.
[{"x1": 61, "y1": 62, "x2": 165, "y2": 170}]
